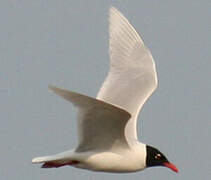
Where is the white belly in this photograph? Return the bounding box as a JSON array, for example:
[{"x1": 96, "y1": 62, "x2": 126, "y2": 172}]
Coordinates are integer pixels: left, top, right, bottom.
[{"x1": 73, "y1": 146, "x2": 146, "y2": 173}]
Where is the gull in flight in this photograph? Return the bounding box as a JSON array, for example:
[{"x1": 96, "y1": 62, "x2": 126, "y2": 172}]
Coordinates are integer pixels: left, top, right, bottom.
[{"x1": 32, "y1": 7, "x2": 178, "y2": 173}]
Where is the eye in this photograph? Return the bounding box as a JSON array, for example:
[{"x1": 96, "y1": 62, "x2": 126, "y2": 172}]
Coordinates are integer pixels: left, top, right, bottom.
[{"x1": 155, "y1": 153, "x2": 161, "y2": 159}]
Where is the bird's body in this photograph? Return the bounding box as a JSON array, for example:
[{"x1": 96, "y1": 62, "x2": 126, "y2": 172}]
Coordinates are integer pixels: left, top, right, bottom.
[
  {"x1": 33, "y1": 141, "x2": 146, "y2": 172},
  {"x1": 32, "y1": 7, "x2": 178, "y2": 173}
]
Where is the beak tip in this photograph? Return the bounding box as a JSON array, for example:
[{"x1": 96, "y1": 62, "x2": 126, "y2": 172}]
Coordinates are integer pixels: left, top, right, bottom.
[
  {"x1": 163, "y1": 162, "x2": 179, "y2": 173},
  {"x1": 174, "y1": 168, "x2": 179, "y2": 173}
]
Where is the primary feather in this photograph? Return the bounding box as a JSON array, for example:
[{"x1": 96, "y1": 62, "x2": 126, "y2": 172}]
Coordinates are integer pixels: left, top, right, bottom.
[{"x1": 97, "y1": 7, "x2": 158, "y2": 141}]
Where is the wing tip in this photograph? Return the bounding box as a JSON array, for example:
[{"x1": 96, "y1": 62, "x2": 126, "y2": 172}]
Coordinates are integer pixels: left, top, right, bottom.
[
  {"x1": 109, "y1": 6, "x2": 116, "y2": 12},
  {"x1": 48, "y1": 85, "x2": 65, "y2": 96},
  {"x1": 109, "y1": 6, "x2": 122, "y2": 20},
  {"x1": 48, "y1": 85, "x2": 57, "y2": 92},
  {"x1": 109, "y1": 6, "x2": 118, "y2": 13}
]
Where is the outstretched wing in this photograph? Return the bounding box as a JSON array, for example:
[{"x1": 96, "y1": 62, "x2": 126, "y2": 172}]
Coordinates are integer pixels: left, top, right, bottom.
[
  {"x1": 49, "y1": 86, "x2": 131, "y2": 152},
  {"x1": 97, "y1": 7, "x2": 158, "y2": 141}
]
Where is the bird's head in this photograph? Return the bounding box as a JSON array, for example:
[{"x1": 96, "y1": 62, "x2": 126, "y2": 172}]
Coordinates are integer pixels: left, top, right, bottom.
[{"x1": 146, "y1": 145, "x2": 178, "y2": 173}]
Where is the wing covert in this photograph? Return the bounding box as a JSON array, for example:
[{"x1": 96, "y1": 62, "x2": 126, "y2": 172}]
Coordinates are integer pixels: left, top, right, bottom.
[{"x1": 49, "y1": 86, "x2": 131, "y2": 151}]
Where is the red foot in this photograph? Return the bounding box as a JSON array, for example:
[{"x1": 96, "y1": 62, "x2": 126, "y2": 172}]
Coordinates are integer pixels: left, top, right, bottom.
[{"x1": 42, "y1": 160, "x2": 79, "y2": 168}]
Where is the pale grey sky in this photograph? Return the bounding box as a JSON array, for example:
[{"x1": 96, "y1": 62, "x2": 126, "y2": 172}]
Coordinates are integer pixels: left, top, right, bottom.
[{"x1": 0, "y1": 0, "x2": 210, "y2": 179}]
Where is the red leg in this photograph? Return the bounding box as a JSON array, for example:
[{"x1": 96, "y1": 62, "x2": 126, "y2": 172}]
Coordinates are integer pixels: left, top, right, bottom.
[{"x1": 42, "y1": 160, "x2": 79, "y2": 168}]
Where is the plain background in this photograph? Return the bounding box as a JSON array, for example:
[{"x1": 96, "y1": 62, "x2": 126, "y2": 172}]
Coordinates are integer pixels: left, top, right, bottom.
[{"x1": 0, "y1": 0, "x2": 210, "y2": 179}]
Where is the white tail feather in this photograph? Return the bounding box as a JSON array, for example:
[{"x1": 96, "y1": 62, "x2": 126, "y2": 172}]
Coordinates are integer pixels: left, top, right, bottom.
[{"x1": 32, "y1": 156, "x2": 57, "y2": 163}]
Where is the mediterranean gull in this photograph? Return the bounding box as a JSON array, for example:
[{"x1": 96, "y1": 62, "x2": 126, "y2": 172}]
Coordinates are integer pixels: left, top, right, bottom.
[{"x1": 32, "y1": 7, "x2": 178, "y2": 173}]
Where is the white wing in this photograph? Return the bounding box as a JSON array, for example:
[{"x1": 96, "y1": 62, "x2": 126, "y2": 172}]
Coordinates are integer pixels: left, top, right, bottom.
[
  {"x1": 49, "y1": 86, "x2": 131, "y2": 152},
  {"x1": 97, "y1": 7, "x2": 158, "y2": 141}
]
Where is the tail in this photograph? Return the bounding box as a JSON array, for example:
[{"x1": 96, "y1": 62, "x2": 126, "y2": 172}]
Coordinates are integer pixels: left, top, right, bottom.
[
  {"x1": 32, "y1": 155, "x2": 63, "y2": 168},
  {"x1": 32, "y1": 155, "x2": 58, "y2": 164},
  {"x1": 32, "y1": 151, "x2": 79, "y2": 168}
]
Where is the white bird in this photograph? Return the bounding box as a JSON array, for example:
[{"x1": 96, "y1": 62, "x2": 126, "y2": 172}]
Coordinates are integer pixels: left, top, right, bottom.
[{"x1": 32, "y1": 7, "x2": 178, "y2": 173}]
